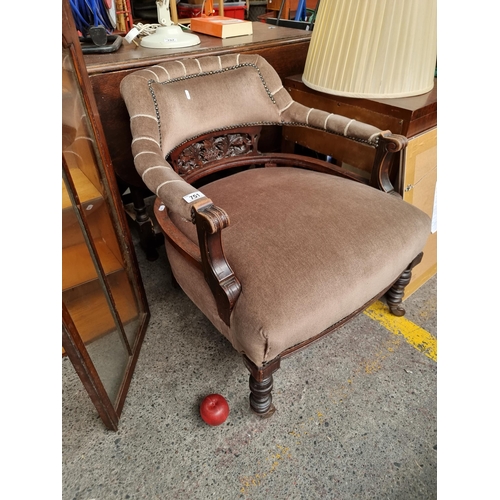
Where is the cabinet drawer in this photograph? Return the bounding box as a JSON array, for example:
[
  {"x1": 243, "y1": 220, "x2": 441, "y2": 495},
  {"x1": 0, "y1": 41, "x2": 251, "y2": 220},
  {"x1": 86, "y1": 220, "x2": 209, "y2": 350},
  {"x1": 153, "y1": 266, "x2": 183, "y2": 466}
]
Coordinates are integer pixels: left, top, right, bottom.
[{"x1": 403, "y1": 128, "x2": 437, "y2": 208}]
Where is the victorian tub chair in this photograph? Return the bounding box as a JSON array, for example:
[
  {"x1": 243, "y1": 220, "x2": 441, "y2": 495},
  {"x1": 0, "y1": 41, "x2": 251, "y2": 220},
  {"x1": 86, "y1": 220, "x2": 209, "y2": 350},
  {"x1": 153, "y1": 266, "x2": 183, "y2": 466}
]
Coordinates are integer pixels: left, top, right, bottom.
[{"x1": 120, "y1": 54, "x2": 431, "y2": 417}]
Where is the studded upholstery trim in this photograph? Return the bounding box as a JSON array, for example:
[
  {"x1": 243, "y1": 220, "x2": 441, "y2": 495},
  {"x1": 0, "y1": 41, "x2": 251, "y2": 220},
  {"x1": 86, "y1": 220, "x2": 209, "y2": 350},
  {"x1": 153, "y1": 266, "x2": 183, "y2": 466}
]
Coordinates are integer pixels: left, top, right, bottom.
[{"x1": 147, "y1": 63, "x2": 278, "y2": 152}]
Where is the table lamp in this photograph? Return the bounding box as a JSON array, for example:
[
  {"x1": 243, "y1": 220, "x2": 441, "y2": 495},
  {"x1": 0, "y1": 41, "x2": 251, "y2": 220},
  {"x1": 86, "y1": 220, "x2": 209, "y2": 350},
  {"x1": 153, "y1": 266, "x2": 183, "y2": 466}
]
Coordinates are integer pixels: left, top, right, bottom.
[
  {"x1": 302, "y1": 0, "x2": 437, "y2": 98},
  {"x1": 140, "y1": 0, "x2": 200, "y2": 48}
]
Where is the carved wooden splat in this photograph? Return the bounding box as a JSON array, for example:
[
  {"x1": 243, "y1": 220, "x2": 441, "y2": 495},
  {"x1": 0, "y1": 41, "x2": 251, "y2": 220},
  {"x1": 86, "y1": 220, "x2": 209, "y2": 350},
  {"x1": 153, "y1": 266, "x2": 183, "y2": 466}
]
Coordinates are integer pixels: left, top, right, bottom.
[{"x1": 176, "y1": 133, "x2": 255, "y2": 175}]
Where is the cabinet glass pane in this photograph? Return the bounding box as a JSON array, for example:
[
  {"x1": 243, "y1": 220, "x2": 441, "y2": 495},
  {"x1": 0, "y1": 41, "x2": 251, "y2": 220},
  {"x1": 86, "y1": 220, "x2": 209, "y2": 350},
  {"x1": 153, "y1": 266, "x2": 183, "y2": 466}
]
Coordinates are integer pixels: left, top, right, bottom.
[
  {"x1": 63, "y1": 280, "x2": 130, "y2": 404},
  {"x1": 62, "y1": 47, "x2": 143, "y2": 405}
]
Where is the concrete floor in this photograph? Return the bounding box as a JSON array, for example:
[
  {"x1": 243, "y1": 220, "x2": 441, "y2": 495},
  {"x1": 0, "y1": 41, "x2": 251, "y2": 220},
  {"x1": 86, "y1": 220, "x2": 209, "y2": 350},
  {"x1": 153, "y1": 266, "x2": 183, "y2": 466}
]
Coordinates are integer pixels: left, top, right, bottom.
[{"x1": 62, "y1": 232, "x2": 437, "y2": 500}]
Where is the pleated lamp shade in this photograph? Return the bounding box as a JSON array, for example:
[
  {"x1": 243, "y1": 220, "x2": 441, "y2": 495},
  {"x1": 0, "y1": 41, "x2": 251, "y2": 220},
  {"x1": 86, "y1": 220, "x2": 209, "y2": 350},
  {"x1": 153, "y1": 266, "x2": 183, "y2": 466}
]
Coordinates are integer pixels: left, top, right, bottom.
[{"x1": 303, "y1": 0, "x2": 437, "y2": 98}]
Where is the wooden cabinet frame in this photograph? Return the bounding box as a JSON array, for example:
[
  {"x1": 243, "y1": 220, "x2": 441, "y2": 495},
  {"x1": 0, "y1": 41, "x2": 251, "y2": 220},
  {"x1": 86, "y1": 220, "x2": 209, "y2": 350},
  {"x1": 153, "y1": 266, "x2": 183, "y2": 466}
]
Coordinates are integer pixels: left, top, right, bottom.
[{"x1": 62, "y1": 0, "x2": 150, "y2": 430}]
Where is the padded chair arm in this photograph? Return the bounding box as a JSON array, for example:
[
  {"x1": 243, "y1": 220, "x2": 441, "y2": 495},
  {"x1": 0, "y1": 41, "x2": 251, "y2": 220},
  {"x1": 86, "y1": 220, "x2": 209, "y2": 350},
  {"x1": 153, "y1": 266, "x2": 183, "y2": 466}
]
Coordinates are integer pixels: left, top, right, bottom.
[
  {"x1": 192, "y1": 200, "x2": 242, "y2": 326},
  {"x1": 281, "y1": 101, "x2": 383, "y2": 145},
  {"x1": 280, "y1": 101, "x2": 407, "y2": 196},
  {"x1": 131, "y1": 140, "x2": 215, "y2": 221},
  {"x1": 120, "y1": 75, "x2": 214, "y2": 221}
]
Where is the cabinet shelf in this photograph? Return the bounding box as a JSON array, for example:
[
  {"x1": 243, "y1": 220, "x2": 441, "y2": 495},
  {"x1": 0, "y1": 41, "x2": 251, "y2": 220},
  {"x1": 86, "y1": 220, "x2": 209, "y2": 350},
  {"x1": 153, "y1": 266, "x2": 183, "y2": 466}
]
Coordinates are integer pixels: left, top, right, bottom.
[
  {"x1": 63, "y1": 271, "x2": 139, "y2": 345},
  {"x1": 62, "y1": 240, "x2": 124, "y2": 291},
  {"x1": 62, "y1": 165, "x2": 102, "y2": 209}
]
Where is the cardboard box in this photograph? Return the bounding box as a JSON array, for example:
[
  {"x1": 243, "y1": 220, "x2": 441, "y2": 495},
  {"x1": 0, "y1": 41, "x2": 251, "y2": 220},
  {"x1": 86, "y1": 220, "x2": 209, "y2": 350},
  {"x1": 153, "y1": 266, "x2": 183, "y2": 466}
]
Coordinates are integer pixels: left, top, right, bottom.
[{"x1": 190, "y1": 16, "x2": 253, "y2": 38}]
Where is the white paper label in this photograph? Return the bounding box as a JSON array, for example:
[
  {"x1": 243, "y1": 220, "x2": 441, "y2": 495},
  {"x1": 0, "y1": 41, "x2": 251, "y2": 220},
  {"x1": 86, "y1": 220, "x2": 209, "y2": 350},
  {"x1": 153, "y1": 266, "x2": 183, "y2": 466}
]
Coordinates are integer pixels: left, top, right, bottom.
[
  {"x1": 431, "y1": 183, "x2": 437, "y2": 234},
  {"x1": 125, "y1": 27, "x2": 139, "y2": 43},
  {"x1": 183, "y1": 191, "x2": 204, "y2": 203}
]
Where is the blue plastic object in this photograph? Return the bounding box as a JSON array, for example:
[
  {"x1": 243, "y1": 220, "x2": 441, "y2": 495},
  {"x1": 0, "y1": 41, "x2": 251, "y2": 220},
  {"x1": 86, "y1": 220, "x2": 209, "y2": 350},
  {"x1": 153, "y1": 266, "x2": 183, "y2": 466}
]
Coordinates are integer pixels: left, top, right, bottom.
[
  {"x1": 294, "y1": 0, "x2": 307, "y2": 21},
  {"x1": 70, "y1": 0, "x2": 114, "y2": 35}
]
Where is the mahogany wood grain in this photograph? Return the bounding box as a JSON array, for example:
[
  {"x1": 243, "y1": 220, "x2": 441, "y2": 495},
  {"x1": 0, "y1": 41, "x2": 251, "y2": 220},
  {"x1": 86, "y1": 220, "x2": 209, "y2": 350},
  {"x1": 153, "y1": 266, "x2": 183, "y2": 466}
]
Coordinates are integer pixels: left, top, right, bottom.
[
  {"x1": 371, "y1": 133, "x2": 408, "y2": 196},
  {"x1": 281, "y1": 125, "x2": 376, "y2": 175},
  {"x1": 154, "y1": 198, "x2": 203, "y2": 268},
  {"x1": 194, "y1": 201, "x2": 242, "y2": 326},
  {"x1": 84, "y1": 22, "x2": 311, "y2": 74},
  {"x1": 169, "y1": 126, "x2": 263, "y2": 184}
]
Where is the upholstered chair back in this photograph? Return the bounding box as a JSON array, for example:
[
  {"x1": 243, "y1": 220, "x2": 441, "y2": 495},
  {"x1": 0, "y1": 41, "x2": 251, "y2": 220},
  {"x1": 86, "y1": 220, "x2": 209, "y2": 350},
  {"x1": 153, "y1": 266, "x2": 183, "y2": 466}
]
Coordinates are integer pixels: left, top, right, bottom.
[{"x1": 120, "y1": 54, "x2": 385, "y2": 221}]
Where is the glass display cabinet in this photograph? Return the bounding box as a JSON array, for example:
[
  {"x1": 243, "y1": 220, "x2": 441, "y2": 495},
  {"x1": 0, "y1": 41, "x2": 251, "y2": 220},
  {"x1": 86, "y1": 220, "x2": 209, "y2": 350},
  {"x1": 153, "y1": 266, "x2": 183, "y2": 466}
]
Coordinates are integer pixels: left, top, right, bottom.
[{"x1": 62, "y1": 0, "x2": 150, "y2": 430}]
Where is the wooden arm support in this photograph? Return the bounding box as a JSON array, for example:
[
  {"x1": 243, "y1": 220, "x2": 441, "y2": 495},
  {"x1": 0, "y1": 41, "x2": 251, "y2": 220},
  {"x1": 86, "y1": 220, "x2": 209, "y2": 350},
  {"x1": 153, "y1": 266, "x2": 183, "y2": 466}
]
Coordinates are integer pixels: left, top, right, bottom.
[
  {"x1": 370, "y1": 132, "x2": 408, "y2": 197},
  {"x1": 192, "y1": 201, "x2": 242, "y2": 326}
]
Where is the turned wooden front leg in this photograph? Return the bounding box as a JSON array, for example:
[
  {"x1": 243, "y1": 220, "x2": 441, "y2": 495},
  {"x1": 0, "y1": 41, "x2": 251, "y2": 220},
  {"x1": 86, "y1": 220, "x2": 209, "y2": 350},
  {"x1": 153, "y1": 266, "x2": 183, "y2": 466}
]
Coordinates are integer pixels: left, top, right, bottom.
[
  {"x1": 243, "y1": 356, "x2": 280, "y2": 418},
  {"x1": 386, "y1": 253, "x2": 424, "y2": 316},
  {"x1": 249, "y1": 374, "x2": 276, "y2": 417}
]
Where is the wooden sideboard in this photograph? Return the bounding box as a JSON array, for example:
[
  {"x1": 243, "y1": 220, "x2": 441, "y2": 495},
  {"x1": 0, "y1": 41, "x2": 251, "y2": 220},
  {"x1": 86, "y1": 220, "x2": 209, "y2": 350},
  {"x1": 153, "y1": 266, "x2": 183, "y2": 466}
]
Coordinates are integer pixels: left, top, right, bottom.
[{"x1": 84, "y1": 22, "x2": 311, "y2": 259}]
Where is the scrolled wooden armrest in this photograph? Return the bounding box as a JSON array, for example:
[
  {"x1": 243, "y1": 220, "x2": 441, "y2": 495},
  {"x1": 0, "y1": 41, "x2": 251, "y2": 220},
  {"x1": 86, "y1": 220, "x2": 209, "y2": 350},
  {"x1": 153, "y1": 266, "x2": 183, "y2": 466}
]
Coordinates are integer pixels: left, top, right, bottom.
[
  {"x1": 370, "y1": 132, "x2": 408, "y2": 197},
  {"x1": 192, "y1": 200, "x2": 242, "y2": 326}
]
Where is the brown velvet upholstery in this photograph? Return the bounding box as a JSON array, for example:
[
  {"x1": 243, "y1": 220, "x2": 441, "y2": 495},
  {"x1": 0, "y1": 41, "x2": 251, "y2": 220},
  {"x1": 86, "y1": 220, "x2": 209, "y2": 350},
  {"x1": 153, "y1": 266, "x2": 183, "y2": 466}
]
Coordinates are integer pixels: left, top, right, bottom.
[
  {"x1": 166, "y1": 167, "x2": 430, "y2": 366},
  {"x1": 120, "y1": 54, "x2": 432, "y2": 417}
]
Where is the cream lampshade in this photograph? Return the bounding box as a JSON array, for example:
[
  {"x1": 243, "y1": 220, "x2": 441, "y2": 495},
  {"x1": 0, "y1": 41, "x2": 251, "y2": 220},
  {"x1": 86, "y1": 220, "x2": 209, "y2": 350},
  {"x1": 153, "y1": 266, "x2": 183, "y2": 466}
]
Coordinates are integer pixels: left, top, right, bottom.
[{"x1": 303, "y1": 0, "x2": 437, "y2": 98}]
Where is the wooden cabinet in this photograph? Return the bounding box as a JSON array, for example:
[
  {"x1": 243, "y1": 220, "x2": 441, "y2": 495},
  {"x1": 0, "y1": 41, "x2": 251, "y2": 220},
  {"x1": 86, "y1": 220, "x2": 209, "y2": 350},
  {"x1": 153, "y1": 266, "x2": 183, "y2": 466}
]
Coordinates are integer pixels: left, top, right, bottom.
[
  {"x1": 282, "y1": 74, "x2": 437, "y2": 298},
  {"x1": 62, "y1": 0, "x2": 150, "y2": 430}
]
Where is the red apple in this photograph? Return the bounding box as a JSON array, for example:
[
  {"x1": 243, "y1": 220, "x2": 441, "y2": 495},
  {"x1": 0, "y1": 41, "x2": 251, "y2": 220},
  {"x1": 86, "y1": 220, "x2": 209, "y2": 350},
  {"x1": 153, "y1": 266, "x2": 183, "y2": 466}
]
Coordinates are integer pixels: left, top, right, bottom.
[{"x1": 200, "y1": 394, "x2": 230, "y2": 426}]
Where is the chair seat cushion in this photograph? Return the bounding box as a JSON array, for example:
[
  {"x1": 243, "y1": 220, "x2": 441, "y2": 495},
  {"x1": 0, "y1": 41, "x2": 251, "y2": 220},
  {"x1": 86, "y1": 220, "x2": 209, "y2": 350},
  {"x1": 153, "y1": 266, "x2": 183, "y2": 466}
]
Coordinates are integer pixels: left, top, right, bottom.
[{"x1": 165, "y1": 167, "x2": 431, "y2": 367}]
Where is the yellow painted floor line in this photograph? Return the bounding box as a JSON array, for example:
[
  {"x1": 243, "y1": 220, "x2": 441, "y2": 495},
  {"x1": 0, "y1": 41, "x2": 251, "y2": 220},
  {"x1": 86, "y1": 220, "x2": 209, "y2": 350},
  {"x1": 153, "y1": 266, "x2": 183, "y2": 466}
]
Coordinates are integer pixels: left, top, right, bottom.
[{"x1": 364, "y1": 301, "x2": 437, "y2": 362}]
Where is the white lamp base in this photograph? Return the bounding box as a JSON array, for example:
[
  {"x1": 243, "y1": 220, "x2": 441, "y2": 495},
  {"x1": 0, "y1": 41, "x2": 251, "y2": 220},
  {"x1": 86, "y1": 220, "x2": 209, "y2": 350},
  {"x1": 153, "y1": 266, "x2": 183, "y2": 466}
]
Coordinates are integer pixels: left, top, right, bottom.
[{"x1": 140, "y1": 25, "x2": 201, "y2": 49}]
